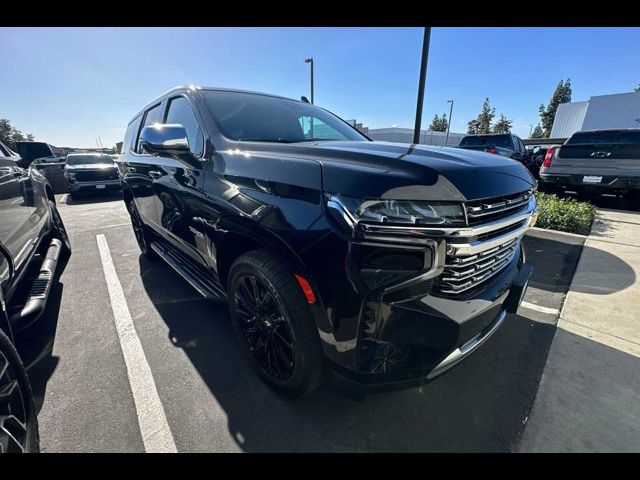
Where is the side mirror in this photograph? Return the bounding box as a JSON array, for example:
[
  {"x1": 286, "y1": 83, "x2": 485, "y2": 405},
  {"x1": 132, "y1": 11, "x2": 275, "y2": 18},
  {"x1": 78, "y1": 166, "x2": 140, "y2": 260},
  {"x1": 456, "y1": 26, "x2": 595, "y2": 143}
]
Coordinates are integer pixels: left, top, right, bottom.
[{"x1": 140, "y1": 124, "x2": 190, "y2": 158}]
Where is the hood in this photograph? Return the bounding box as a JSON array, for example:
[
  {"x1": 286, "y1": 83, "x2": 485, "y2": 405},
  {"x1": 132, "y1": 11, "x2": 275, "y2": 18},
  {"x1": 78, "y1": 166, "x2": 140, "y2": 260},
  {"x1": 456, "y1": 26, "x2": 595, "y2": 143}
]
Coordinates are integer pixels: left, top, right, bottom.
[
  {"x1": 65, "y1": 163, "x2": 117, "y2": 170},
  {"x1": 245, "y1": 141, "x2": 536, "y2": 201}
]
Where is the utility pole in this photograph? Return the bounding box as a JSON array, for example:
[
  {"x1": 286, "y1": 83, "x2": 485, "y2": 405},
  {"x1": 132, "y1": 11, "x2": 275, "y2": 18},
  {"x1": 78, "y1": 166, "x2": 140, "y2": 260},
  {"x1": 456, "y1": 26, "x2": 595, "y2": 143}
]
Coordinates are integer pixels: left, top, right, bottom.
[
  {"x1": 413, "y1": 27, "x2": 431, "y2": 145},
  {"x1": 445, "y1": 99, "x2": 454, "y2": 146},
  {"x1": 305, "y1": 57, "x2": 314, "y2": 104}
]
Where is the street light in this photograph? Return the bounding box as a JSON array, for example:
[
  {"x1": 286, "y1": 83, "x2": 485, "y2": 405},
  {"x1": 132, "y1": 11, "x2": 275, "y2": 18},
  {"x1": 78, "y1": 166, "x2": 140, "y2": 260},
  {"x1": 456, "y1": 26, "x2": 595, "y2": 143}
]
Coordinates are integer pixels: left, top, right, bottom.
[
  {"x1": 445, "y1": 99, "x2": 454, "y2": 147},
  {"x1": 304, "y1": 57, "x2": 314, "y2": 104},
  {"x1": 529, "y1": 125, "x2": 534, "y2": 138}
]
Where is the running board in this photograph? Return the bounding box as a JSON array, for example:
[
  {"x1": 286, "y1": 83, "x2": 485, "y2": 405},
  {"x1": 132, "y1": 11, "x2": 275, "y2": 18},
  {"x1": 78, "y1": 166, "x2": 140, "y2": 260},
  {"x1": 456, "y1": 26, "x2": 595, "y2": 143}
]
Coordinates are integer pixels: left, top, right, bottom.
[
  {"x1": 149, "y1": 240, "x2": 226, "y2": 300},
  {"x1": 10, "y1": 238, "x2": 63, "y2": 332}
]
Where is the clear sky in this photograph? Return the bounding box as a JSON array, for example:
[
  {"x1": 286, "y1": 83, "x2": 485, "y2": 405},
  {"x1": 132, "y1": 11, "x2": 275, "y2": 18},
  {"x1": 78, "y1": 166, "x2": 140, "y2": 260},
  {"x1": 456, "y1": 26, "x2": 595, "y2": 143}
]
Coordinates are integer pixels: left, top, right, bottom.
[{"x1": 1, "y1": 27, "x2": 639, "y2": 148}]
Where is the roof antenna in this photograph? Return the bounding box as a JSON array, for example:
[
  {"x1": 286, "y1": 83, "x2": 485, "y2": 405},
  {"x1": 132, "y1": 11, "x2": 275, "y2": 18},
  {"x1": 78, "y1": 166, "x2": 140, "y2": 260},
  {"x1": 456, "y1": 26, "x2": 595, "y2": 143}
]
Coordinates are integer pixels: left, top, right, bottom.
[{"x1": 301, "y1": 96, "x2": 310, "y2": 103}]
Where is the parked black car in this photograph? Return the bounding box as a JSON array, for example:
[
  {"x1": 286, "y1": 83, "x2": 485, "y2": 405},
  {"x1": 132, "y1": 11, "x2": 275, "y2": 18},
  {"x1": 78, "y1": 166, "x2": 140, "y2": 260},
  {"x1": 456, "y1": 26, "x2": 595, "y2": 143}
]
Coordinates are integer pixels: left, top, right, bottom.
[
  {"x1": 0, "y1": 139, "x2": 71, "y2": 452},
  {"x1": 64, "y1": 153, "x2": 122, "y2": 199},
  {"x1": 458, "y1": 133, "x2": 539, "y2": 176},
  {"x1": 119, "y1": 86, "x2": 536, "y2": 397}
]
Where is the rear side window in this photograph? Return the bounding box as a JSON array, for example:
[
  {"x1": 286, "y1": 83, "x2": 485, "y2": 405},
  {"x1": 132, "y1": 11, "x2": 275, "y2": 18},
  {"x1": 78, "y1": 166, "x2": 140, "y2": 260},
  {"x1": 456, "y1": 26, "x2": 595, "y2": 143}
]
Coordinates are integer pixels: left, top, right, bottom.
[
  {"x1": 136, "y1": 103, "x2": 163, "y2": 153},
  {"x1": 460, "y1": 135, "x2": 512, "y2": 149},
  {"x1": 165, "y1": 96, "x2": 204, "y2": 156},
  {"x1": 566, "y1": 131, "x2": 640, "y2": 145},
  {"x1": 123, "y1": 115, "x2": 143, "y2": 154}
]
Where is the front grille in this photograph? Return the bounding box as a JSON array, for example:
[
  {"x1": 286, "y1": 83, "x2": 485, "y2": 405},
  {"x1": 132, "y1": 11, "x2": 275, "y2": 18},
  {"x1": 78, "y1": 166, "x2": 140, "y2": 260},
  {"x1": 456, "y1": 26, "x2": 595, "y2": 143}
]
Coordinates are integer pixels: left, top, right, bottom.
[
  {"x1": 433, "y1": 190, "x2": 533, "y2": 295},
  {"x1": 465, "y1": 190, "x2": 532, "y2": 225},
  {"x1": 74, "y1": 169, "x2": 120, "y2": 182},
  {"x1": 436, "y1": 237, "x2": 519, "y2": 294}
]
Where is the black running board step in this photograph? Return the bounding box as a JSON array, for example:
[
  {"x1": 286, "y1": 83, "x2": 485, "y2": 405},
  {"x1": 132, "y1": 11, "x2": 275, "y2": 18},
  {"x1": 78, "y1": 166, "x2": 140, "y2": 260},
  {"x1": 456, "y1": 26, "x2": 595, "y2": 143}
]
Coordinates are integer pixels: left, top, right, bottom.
[
  {"x1": 10, "y1": 238, "x2": 63, "y2": 332},
  {"x1": 150, "y1": 240, "x2": 226, "y2": 300}
]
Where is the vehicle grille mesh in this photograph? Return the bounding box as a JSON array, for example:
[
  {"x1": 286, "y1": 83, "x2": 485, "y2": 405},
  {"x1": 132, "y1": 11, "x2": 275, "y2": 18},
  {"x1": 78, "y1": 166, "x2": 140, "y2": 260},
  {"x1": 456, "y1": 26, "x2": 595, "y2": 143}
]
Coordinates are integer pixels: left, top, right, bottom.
[{"x1": 434, "y1": 190, "x2": 531, "y2": 295}]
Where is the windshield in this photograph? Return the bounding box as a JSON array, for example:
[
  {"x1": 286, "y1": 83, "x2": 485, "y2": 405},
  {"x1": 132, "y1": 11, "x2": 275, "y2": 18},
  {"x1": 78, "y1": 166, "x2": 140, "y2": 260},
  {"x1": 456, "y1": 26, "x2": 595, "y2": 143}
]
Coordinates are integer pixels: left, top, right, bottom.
[
  {"x1": 566, "y1": 130, "x2": 640, "y2": 145},
  {"x1": 459, "y1": 135, "x2": 512, "y2": 149},
  {"x1": 66, "y1": 155, "x2": 115, "y2": 166},
  {"x1": 203, "y1": 90, "x2": 367, "y2": 143}
]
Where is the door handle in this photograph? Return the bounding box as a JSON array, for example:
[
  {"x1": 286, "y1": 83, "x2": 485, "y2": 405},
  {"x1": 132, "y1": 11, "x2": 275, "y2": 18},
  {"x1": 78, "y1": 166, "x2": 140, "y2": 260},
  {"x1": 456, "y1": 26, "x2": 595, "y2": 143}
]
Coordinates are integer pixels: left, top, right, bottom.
[
  {"x1": 126, "y1": 167, "x2": 136, "y2": 173},
  {"x1": 148, "y1": 170, "x2": 162, "y2": 179}
]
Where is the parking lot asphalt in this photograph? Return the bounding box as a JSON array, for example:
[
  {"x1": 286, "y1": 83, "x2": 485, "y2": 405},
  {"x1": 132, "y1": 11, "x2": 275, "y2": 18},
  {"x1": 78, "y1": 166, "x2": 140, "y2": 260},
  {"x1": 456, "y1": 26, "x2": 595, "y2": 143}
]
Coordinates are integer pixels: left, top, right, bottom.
[{"x1": 16, "y1": 192, "x2": 584, "y2": 452}]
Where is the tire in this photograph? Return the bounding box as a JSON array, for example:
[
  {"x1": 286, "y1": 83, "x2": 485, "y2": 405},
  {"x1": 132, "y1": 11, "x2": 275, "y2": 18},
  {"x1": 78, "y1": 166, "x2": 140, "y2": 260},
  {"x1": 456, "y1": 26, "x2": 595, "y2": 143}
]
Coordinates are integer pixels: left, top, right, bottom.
[
  {"x1": 125, "y1": 199, "x2": 156, "y2": 259},
  {"x1": 0, "y1": 329, "x2": 39, "y2": 453},
  {"x1": 227, "y1": 249, "x2": 326, "y2": 397},
  {"x1": 49, "y1": 200, "x2": 71, "y2": 254}
]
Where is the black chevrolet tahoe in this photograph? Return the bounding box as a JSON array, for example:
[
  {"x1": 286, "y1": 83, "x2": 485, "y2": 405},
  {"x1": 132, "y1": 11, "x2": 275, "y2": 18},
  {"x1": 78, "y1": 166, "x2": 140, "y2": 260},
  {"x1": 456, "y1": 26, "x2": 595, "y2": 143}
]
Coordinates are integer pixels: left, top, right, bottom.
[
  {"x1": 0, "y1": 139, "x2": 71, "y2": 452},
  {"x1": 119, "y1": 86, "x2": 536, "y2": 397}
]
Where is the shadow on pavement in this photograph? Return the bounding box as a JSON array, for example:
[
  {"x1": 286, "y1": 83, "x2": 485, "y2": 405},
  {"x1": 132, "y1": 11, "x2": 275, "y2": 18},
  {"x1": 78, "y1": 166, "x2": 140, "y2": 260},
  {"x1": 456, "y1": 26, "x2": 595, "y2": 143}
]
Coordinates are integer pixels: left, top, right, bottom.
[
  {"x1": 137, "y1": 231, "x2": 583, "y2": 452},
  {"x1": 522, "y1": 231, "x2": 584, "y2": 294},
  {"x1": 64, "y1": 191, "x2": 123, "y2": 206}
]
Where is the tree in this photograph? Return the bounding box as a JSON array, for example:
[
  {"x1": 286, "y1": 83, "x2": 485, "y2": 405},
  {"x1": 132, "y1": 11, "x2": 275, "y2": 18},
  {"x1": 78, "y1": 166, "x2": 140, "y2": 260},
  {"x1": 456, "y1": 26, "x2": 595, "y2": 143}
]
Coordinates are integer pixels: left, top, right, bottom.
[
  {"x1": 467, "y1": 98, "x2": 495, "y2": 134},
  {"x1": 531, "y1": 124, "x2": 544, "y2": 138},
  {"x1": 0, "y1": 118, "x2": 35, "y2": 150},
  {"x1": 492, "y1": 114, "x2": 513, "y2": 134},
  {"x1": 429, "y1": 113, "x2": 449, "y2": 132},
  {"x1": 539, "y1": 79, "x2": 572, "y2": 138},
  {"x1": 635, "y1": 84, "x2": 640, "y2": 92}
]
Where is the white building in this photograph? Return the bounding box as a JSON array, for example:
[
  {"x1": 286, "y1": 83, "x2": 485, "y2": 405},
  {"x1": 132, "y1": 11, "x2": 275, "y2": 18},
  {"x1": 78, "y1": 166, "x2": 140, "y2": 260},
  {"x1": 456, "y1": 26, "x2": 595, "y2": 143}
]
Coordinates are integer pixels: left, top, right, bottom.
[
  {"x1": 550, "y1": 92, "x2": 640, "y2": 138},
  {"x1": 367, "y1": 127, "x2": 466, "y2": 147}
]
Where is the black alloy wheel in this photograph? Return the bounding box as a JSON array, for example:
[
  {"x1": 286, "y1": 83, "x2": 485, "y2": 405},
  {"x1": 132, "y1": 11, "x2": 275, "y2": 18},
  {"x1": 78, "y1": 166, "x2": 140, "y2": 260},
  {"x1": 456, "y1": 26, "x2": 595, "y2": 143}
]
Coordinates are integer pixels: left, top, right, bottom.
[
  {"x1": 228, "y1": 250, "x2": 326, "y2": 397},
  {"x1": 233, "y1": 274, "x2": 296, "y2": 380},
  {"x1": 0, "y1": 331, "x2": 39, "y2": 453}
]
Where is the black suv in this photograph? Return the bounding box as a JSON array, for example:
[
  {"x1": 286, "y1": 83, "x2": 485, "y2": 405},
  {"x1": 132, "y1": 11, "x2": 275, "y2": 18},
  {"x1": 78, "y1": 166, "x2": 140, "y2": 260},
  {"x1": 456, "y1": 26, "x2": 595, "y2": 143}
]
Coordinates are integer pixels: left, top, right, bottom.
[
  {"x1": 119, "y1": 86, "x2": 535, "y2": 397},
  {"x1": 0, "y1": 139, "x2": 71, "y2": 452}
]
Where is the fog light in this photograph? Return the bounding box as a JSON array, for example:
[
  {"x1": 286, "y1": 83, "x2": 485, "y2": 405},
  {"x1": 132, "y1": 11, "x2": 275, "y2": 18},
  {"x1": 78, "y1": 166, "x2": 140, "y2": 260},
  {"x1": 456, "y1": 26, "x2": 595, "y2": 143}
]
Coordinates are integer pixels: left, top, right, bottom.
[{"x1": 530, "y1": 210, "x2": 539, "y2": 228}]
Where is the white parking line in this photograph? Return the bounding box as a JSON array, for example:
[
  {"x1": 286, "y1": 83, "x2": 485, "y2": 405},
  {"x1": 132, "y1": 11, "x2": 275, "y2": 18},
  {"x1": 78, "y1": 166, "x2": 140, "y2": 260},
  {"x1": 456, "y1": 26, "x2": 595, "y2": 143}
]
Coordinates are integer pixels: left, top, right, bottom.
[
  {"x1": 96, "y1": 234, "x2": 177, "y2": 453},
  {"x1": 521, "y1": 301, "x2": 560, "y2": 315}
]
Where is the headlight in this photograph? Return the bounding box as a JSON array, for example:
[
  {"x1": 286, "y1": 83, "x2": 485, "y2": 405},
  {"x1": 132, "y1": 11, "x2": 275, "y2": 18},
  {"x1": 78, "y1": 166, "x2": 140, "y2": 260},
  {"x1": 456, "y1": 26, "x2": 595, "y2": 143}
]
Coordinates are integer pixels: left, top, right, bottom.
[
  {"x1": 326, "y1": 194, "x2": 465, "y2": 230},
  {"x1": 64, "y1": 171, "x2": 75, "y2": 179}
]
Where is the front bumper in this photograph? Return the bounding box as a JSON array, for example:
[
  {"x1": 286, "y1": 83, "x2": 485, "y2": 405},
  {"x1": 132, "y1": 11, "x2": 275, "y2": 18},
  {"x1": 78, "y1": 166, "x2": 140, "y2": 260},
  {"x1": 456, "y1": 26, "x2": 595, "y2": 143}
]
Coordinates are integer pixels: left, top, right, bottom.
[
  {"x1": 329, "y1": 254, "x2": 532, "y2": 391},
  {"x1": 308, "y1": 195, "x2": 536, "y2": 391},
  {"x1": 67, "y1": 179, "x2": 122, "y2": 193}
]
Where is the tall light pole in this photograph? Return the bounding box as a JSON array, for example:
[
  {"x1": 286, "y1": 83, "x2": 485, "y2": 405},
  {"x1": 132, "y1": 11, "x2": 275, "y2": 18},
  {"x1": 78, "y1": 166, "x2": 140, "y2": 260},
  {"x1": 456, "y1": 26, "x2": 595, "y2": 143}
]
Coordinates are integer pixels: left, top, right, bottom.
[
  {"x1": 413, "y1": 28, "x2": 432, "y2": 145},
  {"x1": 304, "y1": 57, "x2": 314, "y2": 104},
  {"x1": 529, "y1": 124, "x2": 534, "y2": 138},
  {"x1": 445, "y1": 99, "x2": 454, "y2": 146}
]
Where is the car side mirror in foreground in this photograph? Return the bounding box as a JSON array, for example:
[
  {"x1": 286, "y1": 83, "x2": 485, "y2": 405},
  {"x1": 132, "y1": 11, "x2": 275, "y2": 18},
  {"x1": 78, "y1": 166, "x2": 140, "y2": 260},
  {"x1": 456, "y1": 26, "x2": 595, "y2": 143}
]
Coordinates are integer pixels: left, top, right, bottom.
[{"x1": 140, "y1": 124, "x2": 190, "y2": 157}]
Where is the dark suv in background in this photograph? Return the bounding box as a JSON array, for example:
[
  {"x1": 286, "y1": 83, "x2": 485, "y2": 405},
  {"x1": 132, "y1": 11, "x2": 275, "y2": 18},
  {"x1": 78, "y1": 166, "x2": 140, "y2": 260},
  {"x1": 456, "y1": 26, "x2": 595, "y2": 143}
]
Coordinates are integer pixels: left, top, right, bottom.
[
  {"x1": 458, "y1": 133, "x2": 539, "y2": 177},
  {"x1": 0, "y1": 139, "x2": 71, "y2": 452},
  {"x1": 119, "y1": 86, "x2": 535, "y2": 397}
]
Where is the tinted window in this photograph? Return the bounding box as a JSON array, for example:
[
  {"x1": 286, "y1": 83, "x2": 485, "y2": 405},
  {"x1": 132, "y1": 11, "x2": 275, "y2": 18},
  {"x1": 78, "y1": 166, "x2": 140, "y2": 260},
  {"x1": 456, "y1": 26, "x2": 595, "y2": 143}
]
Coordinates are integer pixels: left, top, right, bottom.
[
  {"x1": 165, "y1": 96, "x2": 204, "y2": 156},
  {"x1": 459, "y1": 135, "x2": 512, "y2": 149},
  {"x1": 203, "y1": 90, "x2": 366, "y2": 143},
  {"x1": 566, "y1": 130, "x2": 640, "y2": 145},
  {"x1": 136, "y1": 103, "x2": 163, "y2": 153},
  {"x1": 123, "y1": 115, "x2": 143, "y2": 154},
  {"x1": 66, "y1": 155, "x2": 115, "y2": 166}
]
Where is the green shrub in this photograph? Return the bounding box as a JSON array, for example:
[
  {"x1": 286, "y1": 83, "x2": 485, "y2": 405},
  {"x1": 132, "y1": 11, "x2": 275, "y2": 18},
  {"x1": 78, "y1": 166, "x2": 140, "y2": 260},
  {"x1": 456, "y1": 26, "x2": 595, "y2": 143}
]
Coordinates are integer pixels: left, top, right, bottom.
[{"x1": 534, "y1": 192, "x2": 597, "y2": 235}]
